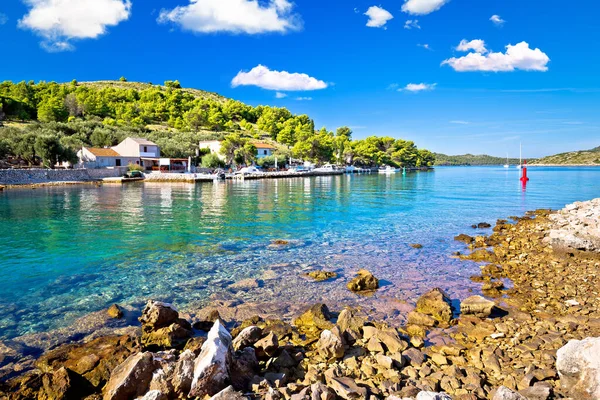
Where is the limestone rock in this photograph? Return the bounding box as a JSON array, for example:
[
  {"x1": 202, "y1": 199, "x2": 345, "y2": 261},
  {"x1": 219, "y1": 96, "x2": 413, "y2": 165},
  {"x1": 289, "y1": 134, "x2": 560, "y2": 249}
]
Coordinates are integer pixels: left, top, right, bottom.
[
  {"x1": 171, "y1": 349, "x2": 195, "y2": 396},
  {"x1": 139, "y1": 301, "x2": 179, "y2": 330},
  {"x1": 347, "y1": 269, "x2": 379, "y2": 293},
  {"x1": 209, "y1": 385, "x2": 247, "y2": 399},
  {"x1": 327, "y1": 376, "x2": 368, "y2": 399},
  {"x1": 556, "y1": 337, "x2": 600, "y2": 399},
  {"x1": 336, "y1": 308, "x2": 364, "y2": 344},
  {"x1": 454, "y1": 234, "x2": 474, "y2": 244},
  {"x1": 407, "y1": 311, "x2": 437, "y2": 327},
  {"x1": 140, "y1": 301, "x2": 192, "y2": 349},
  {"x1": 415, "y1": 288, "x2": 454, "y2": 324},
  {"x1": 293, "y1": 303, "x2": 334, "y2": 332},
  {"x1": 107, "y1": 304, "x2": 124, "y2": 319},
  {"x1": 492, "y1": 386, "x2": 527, "y2": 400},
  {"x1": 254, "y1": 331, "x2": 279, "y2": 358},
  {"x1": 189, "y1": 320, "x2": 233, "y2": 398},
  {"x1": 103, "y1": 352, "x2": 157, "y2": 400},
  {"x1": 317, "y1": 328, "x2": 345, "y2": 359},
  {"x1": 460, "y1": 296, "x2": 496, "y2": 318},
  {"x1": 305, "y1": 270, "x2": 338, "y2": 281},
  {"x1": 232, "y1": 326, "x2": 262, "y2": 351}
]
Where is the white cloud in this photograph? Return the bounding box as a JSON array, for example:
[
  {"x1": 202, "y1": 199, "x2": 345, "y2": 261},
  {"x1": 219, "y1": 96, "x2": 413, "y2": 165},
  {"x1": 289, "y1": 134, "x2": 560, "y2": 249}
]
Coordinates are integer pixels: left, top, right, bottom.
[
  {"x1": 158, "y1": 0, "x2": 301, "y2": 34},
  {"x1": 275, "y1": 92, "x2": 288, "y2": 98},
  {"x1": 19, "y1": 0, "x2": 131, "y2": 51},
  {"x1": 456, "y1": 39, "x2": 487, "y2": 54},
  {"x1": 0, "y1": 13, "x2": 8, "y2": 25},
  {"x1": 232, "y1": 65, "x2": 328, "y2": 91},
  {"x1": 417, "y1": 43, "x2": 432, "y2": 50},
  {"x1": 295, "y1": 97, "x2": 312, "y2": 101},
  {"x1": 387, "y1": 83, "x2": 400, "y2": 90},
  {"x1": 490, "y1": 15, "x2": 505, "y2": 26},
  {"x1": 450, "y1": 120, "x2": 470, "y2": 125},
  {"x1": 442, "y1": 41, "x2": 550, "y2": 72},
  {"x1": 402, "y1": 0, "x2": 449, "y2": 15},
  {"x1": 399, "y1": 83, "x2": 437, "y2": 92},
  {"x1": 364, "y1": 6, "x2": 393, "y2": 28},
  {"x1": 404, "y1": 20, "x2": 420, "y2": 30}
]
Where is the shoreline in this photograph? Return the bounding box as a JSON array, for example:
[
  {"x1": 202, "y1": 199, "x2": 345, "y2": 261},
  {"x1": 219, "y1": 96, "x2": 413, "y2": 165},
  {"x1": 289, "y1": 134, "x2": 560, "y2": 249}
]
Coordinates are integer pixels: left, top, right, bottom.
[{"x1": 2, "y1": 199, "x2": 599, "y2": 399}]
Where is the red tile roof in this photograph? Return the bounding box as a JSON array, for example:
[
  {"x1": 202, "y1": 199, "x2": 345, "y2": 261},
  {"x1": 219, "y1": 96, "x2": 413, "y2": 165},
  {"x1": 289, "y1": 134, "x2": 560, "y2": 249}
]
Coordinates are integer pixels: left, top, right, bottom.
[
  {"x1": 253, "y1": 142, "x2": 276, "y2": 150},
  {"x1": 86, "y1": 148, "x2": 120, "y2": 157}
]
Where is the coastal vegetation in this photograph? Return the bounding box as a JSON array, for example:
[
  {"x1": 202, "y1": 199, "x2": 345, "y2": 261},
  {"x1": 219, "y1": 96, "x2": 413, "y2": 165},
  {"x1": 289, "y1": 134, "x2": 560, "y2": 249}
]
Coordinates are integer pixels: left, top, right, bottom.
[
  {"x1": 0, "y1": 80, "x2": 435, "y2": 168},
  {"x1": 530, "y1": 146, "x2": 600, "y2": 165},
  {"x1": 434, "y1": 153, "x2": 523, "y2": 166}
]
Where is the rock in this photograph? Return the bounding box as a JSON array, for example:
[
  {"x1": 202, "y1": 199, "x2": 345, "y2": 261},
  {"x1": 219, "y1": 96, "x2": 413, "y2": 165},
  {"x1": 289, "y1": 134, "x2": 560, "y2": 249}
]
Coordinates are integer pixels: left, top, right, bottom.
[
  {"x1": 411, "y1": 244, "x2": 424, "y2": 249},
  {"x1": 254, "y1": 331, "x2": 279, "y2": 358},
  {"x1": 407, "y1": 311, "x2": 437, "y2": 327},
  {"x1": 311, "y1": 382, "x2": 337, "y2": 400},
  {"x1": 376, "y1": 329, "x2": 408, "y2": 353},
  {"x1": 519, "y1": 383, "x2": 551, "y2": 400},
  {"x1": 184, "y1": 337, "x2": 206, "y2": 356},
  {"x1": 556, "y1": 337, "x2": 600, "y2": 399},
  {"x1": 107, "y1": 304, "x2": 124, "y2": 319},
  {"x1": 137, "y1": 390, "x2": 166, "y2": 400},
  {"x1": 293, "y1": 304, "x2": 334, "y2": 332},
  {"x1": 336, "y1": 308, "x2": 364, "y2": 344},
  {"x1": 229, "y1": 278, "x2": 260, "y2": 291},
  {"x1": 305, "y1": 270, "x2": 338, "y2": 281},
  {"x1": 189, "y1": 320, "x2": 233, "y2": 398},
  {"x1": 271, "y1": 349, "x2": 297, "y2": 370},
  {"x1": 416, "y1": 392, "x2": 452, "y2": 400},
  {"x1": 454, "y1": 234, "x2": 474, "y2": 244},
  {"x1": 230, "y1": 347, "x2": 258, "y2": 391},
  {"x1": 403, "y1": 348, "x2": 425, "y2": 366},
  {"x1": 103, "y1": 352, "x2": 157, "y2": 400},
  {"x1": 272, "y1": 239, "x2": 290, "y2": 246},
  {"x1": 472, "y1": 223, "x2": 491, "y2": 229},
  {"x1": 209, "y1": 385, "x2": 247, "y2": 399},
  {"x1": 460, "y1": 296, "x2": 496, "y2": 318},
  {"x1": 139, "y1": 301, "x2": 192, "y2": 350},
  {"x1": 492, "y1": 386, "x2": 527, "y2": 400},
  {"x1": 317, "y1": 328, "x2": 345, "y2": 359},
  {"x1": 171, "y1": 350, "x2": 195, "y2": 396},
  {"x1": 194, "y1": 310, "x2": 223, "y2": 332},
  {"x1": 41, "y1": 366, "x2": 93, "y2": 400},
  {"x1": 347, "y1": 269, "x2": 379, "y2": 292},
  {"x1": 415, "y1": 288, "x2": 454, "y2": 324},
  {"x1": 232, "y1": 326, "x2": 263, "y2": 351},
  {"x1": 36, "y1": 334, "x2": 140, "y2": 389},
  {"x1": 327, "y1": 376, "x2": 368, "y2": 400}
]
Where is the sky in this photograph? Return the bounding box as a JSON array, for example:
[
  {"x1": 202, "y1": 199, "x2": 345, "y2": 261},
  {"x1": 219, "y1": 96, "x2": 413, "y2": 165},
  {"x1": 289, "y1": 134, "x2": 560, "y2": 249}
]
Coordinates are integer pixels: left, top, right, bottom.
[{"x1": 0, "y1": 0, "x2": 599, "y2": 158}]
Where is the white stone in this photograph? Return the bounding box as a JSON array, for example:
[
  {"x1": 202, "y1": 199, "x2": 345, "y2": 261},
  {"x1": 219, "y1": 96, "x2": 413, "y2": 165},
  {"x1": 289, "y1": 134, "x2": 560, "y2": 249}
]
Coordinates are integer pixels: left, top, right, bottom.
[
  {"x1": 416, "y1": 392, "x2": 452, "y2": 400},
  {"x1": 556, "y1": 337, "x2": 600, "y2": 399},
  {"x1": 492, "y1": 386, "x2": 526, "y2": 400}
]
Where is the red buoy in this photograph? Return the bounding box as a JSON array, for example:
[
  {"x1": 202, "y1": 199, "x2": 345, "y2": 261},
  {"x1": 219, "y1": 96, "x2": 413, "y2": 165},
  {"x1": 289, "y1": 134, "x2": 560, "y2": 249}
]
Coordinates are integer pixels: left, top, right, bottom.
[{"x1": 520, "y1": 160, "x2": 530, "y2": 182}]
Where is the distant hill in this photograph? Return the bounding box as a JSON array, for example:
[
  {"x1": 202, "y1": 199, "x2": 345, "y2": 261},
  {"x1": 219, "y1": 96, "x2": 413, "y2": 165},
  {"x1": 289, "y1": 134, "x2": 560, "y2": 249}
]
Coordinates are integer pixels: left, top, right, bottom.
[
  {"x1": 530, "y1": 146, "x2": 600, "y2": 165},
  {"x1": 434, "y1": 153, "x2": 523, "y2": 166}
]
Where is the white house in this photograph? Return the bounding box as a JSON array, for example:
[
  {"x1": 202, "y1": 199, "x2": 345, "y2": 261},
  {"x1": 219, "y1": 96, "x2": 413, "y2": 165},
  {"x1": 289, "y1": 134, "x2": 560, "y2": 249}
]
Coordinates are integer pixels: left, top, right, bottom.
[
  {"x1": 77, "y1": 147, "x2": 139, "y2": 169},
  {"x1": 199, "y1": 140, "x2": 276, "y2": 160}
]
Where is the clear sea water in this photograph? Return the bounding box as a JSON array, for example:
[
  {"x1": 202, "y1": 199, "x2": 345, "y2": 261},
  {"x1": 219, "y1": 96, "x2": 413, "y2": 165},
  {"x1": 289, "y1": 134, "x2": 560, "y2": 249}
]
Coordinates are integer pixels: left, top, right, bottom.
[{"x1": 1, "y1": 166, "x2": 599, "y2": 340}]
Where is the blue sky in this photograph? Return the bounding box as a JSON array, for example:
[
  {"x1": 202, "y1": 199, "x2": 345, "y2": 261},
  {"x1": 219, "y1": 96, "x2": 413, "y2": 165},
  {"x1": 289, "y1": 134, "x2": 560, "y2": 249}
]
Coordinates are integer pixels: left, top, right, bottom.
[{"x1": 1, "y1": 0, "x2": 599, "y2": 157}]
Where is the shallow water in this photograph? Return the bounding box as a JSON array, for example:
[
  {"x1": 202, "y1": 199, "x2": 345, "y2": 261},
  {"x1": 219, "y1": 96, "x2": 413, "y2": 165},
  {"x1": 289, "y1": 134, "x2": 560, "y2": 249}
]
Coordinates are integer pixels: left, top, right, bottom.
[{"x1": 1, "y1": 166, "x2": 599, "y2": 339}]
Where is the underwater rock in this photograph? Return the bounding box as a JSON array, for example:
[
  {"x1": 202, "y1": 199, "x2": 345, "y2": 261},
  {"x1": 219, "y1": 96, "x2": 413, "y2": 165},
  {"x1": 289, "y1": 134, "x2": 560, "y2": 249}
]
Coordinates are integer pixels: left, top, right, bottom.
[
  {"x1": 415, "y1": 288, "x2": 453, "y2": 324},
  {"x1": 304, "y1": 270, "x2": 338, "y2": 281},
  {"x1": 347, "y1": 269, "x2": 379, "y2": 293},
  {"x1": 107, "y1": 304, "x2": 124, "y2": 319}
]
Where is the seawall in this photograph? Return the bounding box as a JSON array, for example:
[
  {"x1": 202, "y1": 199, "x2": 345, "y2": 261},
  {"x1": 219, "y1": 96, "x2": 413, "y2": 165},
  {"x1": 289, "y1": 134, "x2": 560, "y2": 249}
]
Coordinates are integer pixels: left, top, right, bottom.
[{"x1": 0, "y1": 169, "x2": 122, "y2": 186}]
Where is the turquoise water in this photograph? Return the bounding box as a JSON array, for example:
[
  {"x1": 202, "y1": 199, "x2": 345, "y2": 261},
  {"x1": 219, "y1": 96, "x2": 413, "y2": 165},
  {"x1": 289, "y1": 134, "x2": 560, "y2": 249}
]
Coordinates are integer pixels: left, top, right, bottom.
[{"x1": 0, "y1": 166, "x2": 599, "y2": 339}]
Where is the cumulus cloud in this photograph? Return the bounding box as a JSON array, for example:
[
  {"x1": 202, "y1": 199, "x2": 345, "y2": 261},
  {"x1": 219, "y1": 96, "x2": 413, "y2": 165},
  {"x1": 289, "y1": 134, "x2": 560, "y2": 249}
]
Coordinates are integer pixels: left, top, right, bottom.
[
  {"x1": 19, "y1": 0, "x2": 131, "y2": 51},
  {"x1": 275, "y1": 92, "x2": 288, "y2": 98},
  {"x1": 490, "y1": 15, "x2": 505, "y2": 26},
  {"x1": 399, "y1": 83, "x2": 437, "y2": 92},
  {"x1": 364, "y1": 6, "x2": 393, "y2": 28},
  {"x1": 456, "y1": 39, "x2": 487, "y2": 54},
  {"x1": 158, "y1": 0, "x2": 301, "y2": 34},
  {"x1": 442, "y1": 41, "x2": 550, "y2": 72},
  {"x1": 0, "y1": 13, "x2": 8, "y2": 25},
  {"x1": 231, "y1": 65, "x2": 328, "y2": 91},
  {"x1": 402, "y1": 0, "x2": 449, "y2": 15},
  {"x1": 404, "y1": 20, "x2": 420, "y2": 30}
]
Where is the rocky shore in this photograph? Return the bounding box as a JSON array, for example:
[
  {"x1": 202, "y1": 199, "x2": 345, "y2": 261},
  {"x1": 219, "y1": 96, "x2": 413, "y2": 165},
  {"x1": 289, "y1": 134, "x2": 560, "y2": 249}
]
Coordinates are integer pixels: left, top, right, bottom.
[{"x1": 2, "y1": 199, "x2": 600, "y2": 399}]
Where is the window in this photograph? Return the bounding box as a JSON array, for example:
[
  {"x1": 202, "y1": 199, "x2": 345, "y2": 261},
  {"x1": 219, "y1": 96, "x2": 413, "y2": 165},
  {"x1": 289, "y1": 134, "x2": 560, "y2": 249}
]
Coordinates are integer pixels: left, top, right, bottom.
[
  {"x1": 143, "y1": 146, "x2": 148, "y2": 153},
  {"x1": 116, "y1": 159, "x2": 121, "y2": 167},
  {"x1": 264, "y1": 150, "x2": 268, "y2": 155}
]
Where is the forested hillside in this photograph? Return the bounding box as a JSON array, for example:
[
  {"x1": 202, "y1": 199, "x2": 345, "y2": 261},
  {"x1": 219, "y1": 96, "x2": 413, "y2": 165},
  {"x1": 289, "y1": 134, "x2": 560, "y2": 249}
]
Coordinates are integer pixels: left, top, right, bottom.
[
  {"x1": 434, "y1": 153, "x2": 523, "y2": 166},
  {"x1": 530, "y1": 147, "x2": 600, "y2": 165},
  {"x1": 0, "y1": 79, "x2": 435, "y2": 168}
]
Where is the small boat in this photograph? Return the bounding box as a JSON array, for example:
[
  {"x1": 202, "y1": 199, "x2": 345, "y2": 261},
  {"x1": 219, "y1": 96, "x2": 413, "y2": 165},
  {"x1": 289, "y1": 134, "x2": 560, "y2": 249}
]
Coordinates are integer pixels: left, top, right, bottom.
[
  {"x1": 503, "y1": 153, "x2": 509, "y2": 169},
  {"x1": 313, "y1": 164, "x2": 337, "y2": 172},
  {"x1": 516, "y1": 143, "x2": 523, "y2": 169},
  {"x1": 378, "y1": 165, "x2": 398, "y2": 174}
]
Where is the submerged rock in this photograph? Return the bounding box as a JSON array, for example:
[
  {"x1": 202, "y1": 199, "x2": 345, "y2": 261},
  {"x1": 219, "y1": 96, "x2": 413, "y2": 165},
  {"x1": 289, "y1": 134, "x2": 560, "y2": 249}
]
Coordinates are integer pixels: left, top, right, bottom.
[
  {"x1": 304, "y1": 270, "x2": 338, "y2": 281},
  {"x1": 415, "y1": 288, "x2": 453, "y2": 324},
  {"x1": 460, "y1": 295, "x2": 496, "y2": 318},
  {"x1": 556, "y1": 337, "x2": 600, "y2": 399},
  {"x1": 454, "y1": 234, "x2": 474, "y2": 244},
  {"x1": 189, "y1": 320, "x2": 233, "y2": 398},
  {"x1": 410, "y1": 243, "x2": 424, "y2": 249},
  {"x1": 347, "y1": 269, "x2": 379, "y2": 293},
  {"x1": 107, "y1": 304, "x2": 124, "y2": 319}
]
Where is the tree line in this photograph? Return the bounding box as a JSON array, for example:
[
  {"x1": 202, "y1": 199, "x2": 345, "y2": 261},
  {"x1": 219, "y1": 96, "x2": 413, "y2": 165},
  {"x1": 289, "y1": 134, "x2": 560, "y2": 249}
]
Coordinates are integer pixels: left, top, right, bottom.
[{"x1": 0, "y1": 80, "x2": 435, "y2": 168}]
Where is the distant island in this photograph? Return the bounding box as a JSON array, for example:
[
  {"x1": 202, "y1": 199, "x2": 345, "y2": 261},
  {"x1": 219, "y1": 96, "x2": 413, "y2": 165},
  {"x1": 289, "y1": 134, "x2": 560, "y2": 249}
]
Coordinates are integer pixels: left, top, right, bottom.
[
  {"x1": 0, "y1": 79, "x2": 434, "y2": 169},
  {"x1": 434, "y1": 153, "x2": 525, "y2": 166},
  {"x1": 530, "y1": 146, "x2": 600, "y2": 166}
]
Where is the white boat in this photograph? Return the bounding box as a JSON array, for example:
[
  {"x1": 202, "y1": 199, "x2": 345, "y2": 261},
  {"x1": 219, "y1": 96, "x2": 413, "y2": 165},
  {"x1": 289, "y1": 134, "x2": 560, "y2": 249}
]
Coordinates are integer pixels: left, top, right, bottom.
[
  {"x1": 516, "y1": 143, "x2": 523, "y2": 169},
  {"x1": 503, "y1": 153, "x2": 510, "y2": 168},
  {"x1": 313, "y1": 164, "x2": 337, "y2": 172},
  {"x1": 378, "y1": 165, "x2": 398, "y2": 174}
]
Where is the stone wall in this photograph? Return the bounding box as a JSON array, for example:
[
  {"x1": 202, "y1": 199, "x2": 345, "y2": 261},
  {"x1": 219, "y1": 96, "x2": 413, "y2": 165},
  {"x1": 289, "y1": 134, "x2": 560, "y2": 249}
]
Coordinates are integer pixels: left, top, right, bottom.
[{"x1": 0, "y1": 168, "x2": 122, "y2": 185}]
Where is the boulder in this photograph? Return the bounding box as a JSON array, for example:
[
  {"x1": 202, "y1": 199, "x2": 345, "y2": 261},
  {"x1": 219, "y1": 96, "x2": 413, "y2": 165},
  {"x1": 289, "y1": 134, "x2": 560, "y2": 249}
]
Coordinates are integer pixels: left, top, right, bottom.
[
  {"x1": 139, "y1": 301, "x2": 179, "y2": 330},
  {"x1": 189, "y1": 320, "x2": 233, "y2": 398},
  {"x1": 139, "y1": 301, "x2": 192, "y2": 349},
  {"x1": 347, "y1": 269, "x2": 379, "y2": 292},
  {"x1": 376, "y1": 329, "x2": 408, "y2": 353},
  {"x1": 492, "y1": 386, "x2": 527, "y2": 400},
  {"x1": 209, "y1": 385, "x2": 247, "y2": 399},
  {"x1": 103, "y1": 352, "x2": 157, "y2": 400},
  {"x1": 230, "y1": 347, "x2": 258, "y2": 391},
  {"x1": 336, "y1": 308, "x2": 364, "y2": 344},
  {"x1": 317, "y1": 328, "x2": 345, "y2": 359},
  {"x1": 460, "y1": 295, "x2": 496, "y2": 318},
  {"x1": 326, "y1": 376, "x2": 368, "y2": 400},
  {"x1": 310, "y1": 382, "x2": 337, "y2": 400},
  {"x1": 254, "y1": 331, "x2": 279, "y2": 358},
  {"x1": 107, "y1": 304, "x2": 124, "y2": 319},
  {"x1": 556, "y1": 337, "x2": 600, "y2": 399},
  {"x1": 171, "y1": 350, "x2": 195, "y2": 396},
  {"x1": 305, "y1": 270, "x2": 338, "y2": 281},
  {"x1": 41, "y1": 366, "x2": 93, "y2": 400},
  {"x1": 293, "y1": 304, "x2": 334, "y2": 332},
  {"x1": 454, "y1": 234, "x2": 474, "y2": 244},
  {"x1": 232, "y1": 326, "x2": 263, "y2": 351},
  {"x1": 407, "y1": 311, "x2": 437, "y2": 327},
  {"x1": 415, "y1": 288, "x2": 454, "y2": 324}
]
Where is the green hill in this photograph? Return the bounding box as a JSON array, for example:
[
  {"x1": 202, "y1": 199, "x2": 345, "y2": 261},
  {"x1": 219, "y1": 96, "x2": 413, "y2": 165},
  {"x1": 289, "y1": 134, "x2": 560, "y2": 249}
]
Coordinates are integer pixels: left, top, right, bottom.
[
  {"x1": 530, "y1": 147, "x2": 600, "y2": 165},
  {"x1": 434, "y1": 153, "x2": 523, "y2": 166},
  {"x1": 0, "y1": 79, "x2": 435, "y2": 168}
]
